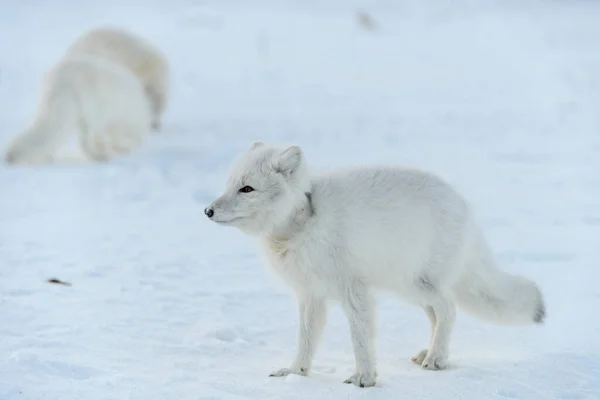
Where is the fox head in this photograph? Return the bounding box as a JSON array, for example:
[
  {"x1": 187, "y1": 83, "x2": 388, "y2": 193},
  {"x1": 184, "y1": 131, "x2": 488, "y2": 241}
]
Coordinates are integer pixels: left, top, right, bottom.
[{"x1": 205, "y1": 142, "x2": 311, "y2": 235}]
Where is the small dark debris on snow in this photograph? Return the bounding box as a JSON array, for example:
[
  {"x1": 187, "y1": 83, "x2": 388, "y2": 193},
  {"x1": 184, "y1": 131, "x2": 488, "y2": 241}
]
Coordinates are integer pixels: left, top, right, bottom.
[
  {"x1": 356, "y1": 10, "x2": 378, "y2": 31},
  {"x1": 47, "y1": 278, "x2": 72, "y2": 286}
]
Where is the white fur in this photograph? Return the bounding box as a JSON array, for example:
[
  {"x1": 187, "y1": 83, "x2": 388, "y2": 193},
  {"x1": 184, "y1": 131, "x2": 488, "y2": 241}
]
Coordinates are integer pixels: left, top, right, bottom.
[
  {"x1": 4, "y1": 55, "x2": 152, "y2": 165},
  {"x1": 206, "y1": 142, "x2": 546, "y2": 388},
  {"x1": 65, "y1": 27, "x2": 169, "y2": 130}
]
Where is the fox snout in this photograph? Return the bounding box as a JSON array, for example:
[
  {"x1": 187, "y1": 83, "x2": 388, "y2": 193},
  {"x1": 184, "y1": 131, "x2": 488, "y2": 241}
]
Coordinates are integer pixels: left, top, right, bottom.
[
  {"x1": 204, "y1": 197, "x2": 243, "y2": 226},
  {"x1": 204, "y1": 194, "x2": 233, "y2": 222},
  {"x1": 204, "y1": 197, "x2": 221, "y2": 220}
]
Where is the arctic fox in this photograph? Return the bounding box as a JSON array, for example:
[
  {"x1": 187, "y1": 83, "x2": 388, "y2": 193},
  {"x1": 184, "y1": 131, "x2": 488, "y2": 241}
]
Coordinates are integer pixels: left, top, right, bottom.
[
  {"x1": 4, "y1": 55, "x2": 152, "y2": 165},
  {"x1": 205, "y1": 142, "x2": 546, "y2": 388},
  {"x1": 65, "y1": 27, "x2": 169, "y2": 130}
]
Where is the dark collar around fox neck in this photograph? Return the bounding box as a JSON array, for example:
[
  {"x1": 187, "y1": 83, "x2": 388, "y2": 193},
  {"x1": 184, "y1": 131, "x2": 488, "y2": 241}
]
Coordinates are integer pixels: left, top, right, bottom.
[{"x1": 304, "y1": 192, "x2": 315, "y2": 217}]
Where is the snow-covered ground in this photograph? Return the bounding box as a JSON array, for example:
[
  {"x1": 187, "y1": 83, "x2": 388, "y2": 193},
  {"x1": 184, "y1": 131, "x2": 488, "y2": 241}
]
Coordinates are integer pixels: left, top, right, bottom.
[{"x1": 1, "y1": 0, "x2": 599, "y2": 399}]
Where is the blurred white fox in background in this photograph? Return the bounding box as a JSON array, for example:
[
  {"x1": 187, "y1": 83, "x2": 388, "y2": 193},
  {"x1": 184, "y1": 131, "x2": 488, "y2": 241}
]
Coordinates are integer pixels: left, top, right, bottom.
[
  {"x1": 65, "y1": 27, "x2": 169, "y2": 130},
  {"x1": 4, "y1": 55, "x2": 152, "y2": 165}
]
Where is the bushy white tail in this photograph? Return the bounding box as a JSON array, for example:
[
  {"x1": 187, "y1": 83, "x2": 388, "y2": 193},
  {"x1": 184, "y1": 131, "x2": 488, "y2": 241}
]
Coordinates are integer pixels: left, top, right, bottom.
[
  {"x1": 4, "y1": 88, "x2": 78, "y2": 164},
  {"x1": 452, "y1": 230, "x2": 546, "y2": 325}
]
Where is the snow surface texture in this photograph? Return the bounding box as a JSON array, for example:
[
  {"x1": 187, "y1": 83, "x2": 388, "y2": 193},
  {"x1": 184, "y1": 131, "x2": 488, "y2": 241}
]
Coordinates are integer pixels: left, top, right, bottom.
[{"x1": 1, "y1": 0, "x2": 599, "y2": 399}]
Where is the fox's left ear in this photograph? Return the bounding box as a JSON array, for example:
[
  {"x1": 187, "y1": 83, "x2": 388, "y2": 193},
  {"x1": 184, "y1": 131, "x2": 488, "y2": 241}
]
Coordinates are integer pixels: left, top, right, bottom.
[
  {"x1": 249, "y1": 141, "x2": 265, "y2": 151},
  {"x1": 273, "y1": 145, "x2": 303, "y2": 177}
]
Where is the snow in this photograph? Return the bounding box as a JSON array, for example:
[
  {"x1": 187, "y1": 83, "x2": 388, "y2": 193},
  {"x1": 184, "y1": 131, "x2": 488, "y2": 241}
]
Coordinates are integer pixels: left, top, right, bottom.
[{"x1": 1, "y1": 0, "x2": 600, "y2": 399}]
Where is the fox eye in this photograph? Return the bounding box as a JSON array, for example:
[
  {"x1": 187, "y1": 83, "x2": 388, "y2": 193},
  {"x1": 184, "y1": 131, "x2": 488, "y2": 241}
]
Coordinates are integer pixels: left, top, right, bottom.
[{"x1": 239, "y1": 186, "x2": 255, "y2": 193}]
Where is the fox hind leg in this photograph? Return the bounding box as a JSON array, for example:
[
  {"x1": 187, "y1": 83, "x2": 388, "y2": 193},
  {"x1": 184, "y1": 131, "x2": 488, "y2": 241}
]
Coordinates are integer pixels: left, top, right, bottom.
[
  {"x1": 412, "y1": 305, "x2": 436, "y2": 365},
  {"x1": 419, "y1": 295, "x2": 456, "y2": 370}
]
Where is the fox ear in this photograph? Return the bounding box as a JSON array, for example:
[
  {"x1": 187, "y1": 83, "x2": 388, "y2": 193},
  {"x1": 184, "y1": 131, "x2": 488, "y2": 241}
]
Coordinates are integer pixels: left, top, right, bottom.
[
  {"x1": 249, "y1": 141, "x2": 265, "y2": 151},
  {"x1": 273, "y1": 145, "x2": 303, "y2": 177}
]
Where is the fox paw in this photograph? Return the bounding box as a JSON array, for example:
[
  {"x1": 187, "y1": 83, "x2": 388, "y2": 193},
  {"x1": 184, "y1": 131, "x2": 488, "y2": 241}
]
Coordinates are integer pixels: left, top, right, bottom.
[
  {"x1": 411, "y1": 349, "x2": 428, "y2": 365},
  {"x1": 343, "y1": 372, "x2": 376, "y2": 388},
  {"x1": 269, "y1": 367, "x2": 308, "y2": 378},
  {"x1": 421, "y1": 352, "x2": 448, "y2": 370}
]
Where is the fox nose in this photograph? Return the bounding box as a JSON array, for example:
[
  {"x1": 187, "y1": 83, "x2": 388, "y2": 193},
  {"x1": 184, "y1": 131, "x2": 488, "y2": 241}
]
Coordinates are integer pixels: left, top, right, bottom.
[{"x1": 204, "y1": 208, "x2": 214, "y2": 218}]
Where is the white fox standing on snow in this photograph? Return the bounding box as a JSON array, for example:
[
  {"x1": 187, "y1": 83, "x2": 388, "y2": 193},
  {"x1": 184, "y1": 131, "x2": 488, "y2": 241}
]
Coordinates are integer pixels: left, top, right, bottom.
[
  {"x1": 4, "y1": 55, "x2": 152, "y2": 164},
  {"x1": 205, "y1": 142, "x2": 546, "y2": 388},
  {"x1": 65, "y1": 27, "x2": 169, "y2": 130}
]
